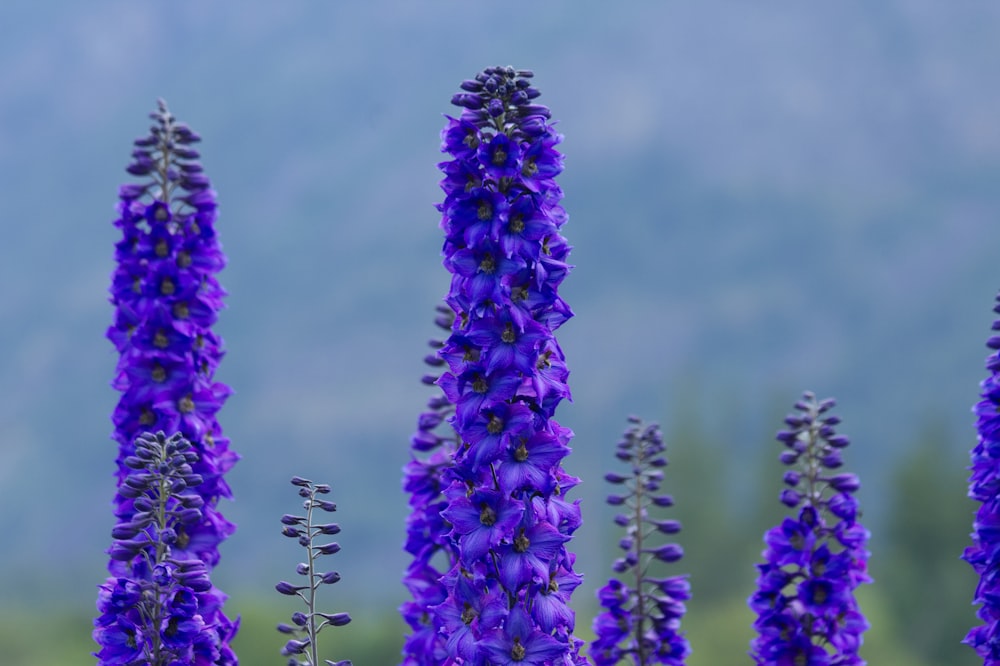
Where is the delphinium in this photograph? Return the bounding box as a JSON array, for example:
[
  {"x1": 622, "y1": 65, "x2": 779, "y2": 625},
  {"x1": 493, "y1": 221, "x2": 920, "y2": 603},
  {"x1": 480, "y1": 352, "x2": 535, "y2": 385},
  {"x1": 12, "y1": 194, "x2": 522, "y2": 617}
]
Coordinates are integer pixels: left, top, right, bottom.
[
  {"x1": 276, "y1": 477, "x2": 352, "y2": 666},
  {"x1": 100, "y1": 99, "x2": 238, "y2": 659},
  {"x1": 964, "y1": 291, "x2": 1000, "y2": 662},
  {"x1": 401, "y1": 65, "x2": 586, "y2": 665},
  {"x1": 590, "y1": 417, "x2": 690, "y2": 666},
  {"x1": 749, "y1": 392, "x2": 870, "y2": 666},
  {"x1": 94, "y1": 431, "x2": 236, "y2": 664},
  {"x1": 399, "y1": 304, "x2": 461, "y2": 664}
]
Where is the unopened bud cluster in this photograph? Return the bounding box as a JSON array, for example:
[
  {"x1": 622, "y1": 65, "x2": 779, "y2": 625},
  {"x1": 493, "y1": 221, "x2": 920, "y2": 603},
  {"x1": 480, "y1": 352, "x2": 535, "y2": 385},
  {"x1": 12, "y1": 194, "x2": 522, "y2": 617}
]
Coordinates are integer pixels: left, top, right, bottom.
[{"x1": 276, "y1": 477, "x2": 352, "y2": 666}]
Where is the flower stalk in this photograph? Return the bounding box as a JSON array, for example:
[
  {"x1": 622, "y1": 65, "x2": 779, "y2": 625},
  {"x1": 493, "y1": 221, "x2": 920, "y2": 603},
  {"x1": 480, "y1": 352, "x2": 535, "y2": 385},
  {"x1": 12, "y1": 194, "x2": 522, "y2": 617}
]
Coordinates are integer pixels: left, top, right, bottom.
[
  {"x1": 749, "y1": 392, "x2": 870, "y2": 666},
  {"x1": 277, "y1": 477, "x2": 352, "y2": 666},
  {"x1": 591, "y1": 417, "x2": 690, "y2": 666}
]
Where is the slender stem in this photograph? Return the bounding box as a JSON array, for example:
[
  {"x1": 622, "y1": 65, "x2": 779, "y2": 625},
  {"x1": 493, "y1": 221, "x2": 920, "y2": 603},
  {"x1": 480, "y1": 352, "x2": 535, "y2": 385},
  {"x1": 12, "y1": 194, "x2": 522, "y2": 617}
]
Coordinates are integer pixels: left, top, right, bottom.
[
  {"x1": 306, "y1": 486, "x2": 319, "y2": 666},
  {"x1": 632, "y1": 431, "x2": 648, "y2": 666}
]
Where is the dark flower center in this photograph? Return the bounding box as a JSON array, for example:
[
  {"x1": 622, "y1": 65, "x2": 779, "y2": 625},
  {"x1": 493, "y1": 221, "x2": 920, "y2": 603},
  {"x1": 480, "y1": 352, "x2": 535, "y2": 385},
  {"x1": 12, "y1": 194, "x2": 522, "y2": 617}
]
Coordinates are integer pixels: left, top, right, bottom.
[
  {"x1": 478, "y1": 201, "x2": 493, "y2": 221},
  {"x1": 472, "y1": 376, "x2": 488, "y2": 393},
  {"x1": 177, "y1": 251, "x2": 192, "y2": 268},
  {"x1": 514, "y1": 530, "x2": 530, "y2": 553},
  {"x1": 178, "y1": 394, "x2": 195, "y2": 413},
  {"x1": 461, "y1": 604, "x2": 477, "y2": 625},
  {"x1": 522, "y1": 159, "x2": 538, "y2": 177},
  {"x1": 132, "y1": 277, "x2": 141, "y2": 294},
  {"x1": 514, "y1": 442, "x2": 528, "y2": 462},
  {"x1": 479, "y1": 255, "x2": 496, "y2": 274},
  {"x1": 511, "y1": 638, "x2": 526, "y2": 661},
  {"x1": 501, "y1": 324, "x2": 516, "y2": 344},
  {"x1": 139, "y1": 408, "x2": 155, "y2": 426},
  {"x1": 511, "y1": 286, "x2": 527, "y2": 303},
  {"x1": 153, "y1": 330, "x2": 169, "y2": 349},
  {"x1": 160, "y1": 277, "x2": 175, "y2": 296},
  {"x1": 492, "y1": 147, "x2": 507, "y2": 166},
  {"x1": 155, "y1": 239, "x2": 169, "y2": 257},
  {"x1": 509, "y1": 215, "x2": 525, "y2": 234},
  {"x1": 487, "y1": 414, "x2": 504, "y2": 435},
  {"x1": 172, "y1": 302, "x2": 189, "y2": 319},
  {"x1": 155, "y1": 206, "x2": 169, "y2": 222},
  {"x1": 479, "y1": 504, "x2": 497, "y2": 526},
  {"x1": 151, "y1": 364, "x2": 166, "y2": 383}
]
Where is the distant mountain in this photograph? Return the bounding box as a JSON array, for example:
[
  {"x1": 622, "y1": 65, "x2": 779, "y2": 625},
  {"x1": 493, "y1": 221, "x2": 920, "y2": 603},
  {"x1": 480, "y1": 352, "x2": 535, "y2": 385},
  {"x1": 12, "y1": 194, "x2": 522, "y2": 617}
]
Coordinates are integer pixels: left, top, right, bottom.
[{"x1": 1, "y1": 0, "x2": 998, "y2": 609}]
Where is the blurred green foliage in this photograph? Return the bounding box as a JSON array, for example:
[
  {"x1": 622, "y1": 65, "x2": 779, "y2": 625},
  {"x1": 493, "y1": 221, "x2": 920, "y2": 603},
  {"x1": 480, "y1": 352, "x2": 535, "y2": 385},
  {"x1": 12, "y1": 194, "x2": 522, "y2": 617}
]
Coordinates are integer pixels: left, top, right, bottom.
[{"x1": 0, "y1": 418, "x2": 982, "y2": 665}]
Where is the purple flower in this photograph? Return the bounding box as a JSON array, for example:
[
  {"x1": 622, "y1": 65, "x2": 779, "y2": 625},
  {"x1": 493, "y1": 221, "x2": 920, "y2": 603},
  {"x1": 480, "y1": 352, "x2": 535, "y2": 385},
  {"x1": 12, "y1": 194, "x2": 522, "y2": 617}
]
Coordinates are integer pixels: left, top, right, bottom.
[
  {"x1": 401, "y1": 66, "x2": 583, "y2": 665},
  {"x1": 749, "y1": 392, "x2": 870, "y2": 666},
  {"x1": 99, "y1": 100, "x2": 236, "y2": 664},
  {"x1": 93, "y1": 432, "x2": 237, "y2": 665},
  {"x1": 481, "y1": 606, "x2": 567, "y2": 666},
  {"x1": 964, "y1": 290, "x2": 1000, "y2": 663},
  {"x1": 590, "y1": 417, "x2": 690, "y2": 666}
]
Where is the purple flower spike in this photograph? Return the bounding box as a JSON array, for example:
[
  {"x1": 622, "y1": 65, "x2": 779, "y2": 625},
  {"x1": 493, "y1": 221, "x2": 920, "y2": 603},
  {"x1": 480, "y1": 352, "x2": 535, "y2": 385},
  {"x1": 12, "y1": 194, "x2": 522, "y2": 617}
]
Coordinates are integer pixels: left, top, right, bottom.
[
  {"x1": 93, "y1": 432, "x2": 237, "y2": 665},
  {"x1": 400, "y1": 67, "x2": 587, "y2": 666},
  {"x1": 590, "y1": 417, "x2": 691, "y2": 666},
  {"x1": 749, "y1": 392, "x2": 870, "y2": 665},
  {"x1": 98, "y1": 100, "x2": 237, "y2": 664},
  {"x1": 964, "y1": 290, "x2": 1000, "y2": 662}
]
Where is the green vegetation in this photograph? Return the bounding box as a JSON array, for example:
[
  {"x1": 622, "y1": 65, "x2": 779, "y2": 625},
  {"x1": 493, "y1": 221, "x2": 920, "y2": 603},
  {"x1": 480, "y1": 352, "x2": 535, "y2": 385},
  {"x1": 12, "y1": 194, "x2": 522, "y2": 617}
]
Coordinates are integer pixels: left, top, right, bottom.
[{"x1": 3, "y1": 418, "x2": 981, "y2": 664}]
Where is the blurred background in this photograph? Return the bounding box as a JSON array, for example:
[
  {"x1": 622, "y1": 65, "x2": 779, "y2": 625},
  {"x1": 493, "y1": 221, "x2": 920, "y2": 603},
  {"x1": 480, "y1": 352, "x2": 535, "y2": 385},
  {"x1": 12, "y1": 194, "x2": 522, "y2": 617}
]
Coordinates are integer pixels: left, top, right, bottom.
[{"x1": 0, "y1": 1, "x2": 997, "y2": 663}]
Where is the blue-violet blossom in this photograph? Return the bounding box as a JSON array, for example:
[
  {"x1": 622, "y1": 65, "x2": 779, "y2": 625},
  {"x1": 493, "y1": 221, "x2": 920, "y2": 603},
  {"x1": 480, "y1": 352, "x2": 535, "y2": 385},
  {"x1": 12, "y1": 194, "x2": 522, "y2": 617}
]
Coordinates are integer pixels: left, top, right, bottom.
[
  {"x1": 749, "y1": 392, "x2": 870, "y2": 666},
  {"x1": 404, "y1": 65, "x2": 586, "y2": 666},
  {"x1": 103, "y1": 99, "x2": 238, "y2": 660},
  {"x1": 591, "y1": 417, "x2": 690, "y2": 666},
  {"x1": 94, "y1": 431, "x2": 236, "y2": 664},
  {"x1": 964, "y1": 291, "x2": 1000, "y2": 662}
]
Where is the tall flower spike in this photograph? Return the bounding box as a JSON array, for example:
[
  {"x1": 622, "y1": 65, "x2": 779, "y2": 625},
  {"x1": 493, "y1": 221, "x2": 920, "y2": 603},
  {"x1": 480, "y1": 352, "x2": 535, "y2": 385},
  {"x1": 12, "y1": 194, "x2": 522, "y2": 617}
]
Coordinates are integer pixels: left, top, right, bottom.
[
  {"x1": 749, "y1": 392, "x2": 870, "y2": 666},
  {"x1": 964, "y1": 291, "x2": 1000, "y2": 662},
  {"x1": 414, "y1": 65, "x2": 587, "y2": 666},
  {"x1": 277, "y1": 477, "x2": 352, "y2": 666},
  {"x1": 104, "y1": 99, "x2": 238, "y2": 660},
  {"x1": 94, "y1": 431, "x2": 237, "y2": 665},
  {"x1": 590, "y1": 417, "x2": 690, "y2": 666},
  {"x1": 399, "y1": 305, "x2": 461, "y2": 665}
]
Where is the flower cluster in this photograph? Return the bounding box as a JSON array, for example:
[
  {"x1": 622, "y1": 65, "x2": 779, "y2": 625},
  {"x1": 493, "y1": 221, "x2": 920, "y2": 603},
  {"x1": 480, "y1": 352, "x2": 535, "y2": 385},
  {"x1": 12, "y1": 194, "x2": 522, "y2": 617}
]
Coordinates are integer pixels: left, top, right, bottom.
[
  {"x1": 276, "y1": 477, "x2": 352, "y2": 666},
  {"x1": 964, "y1": 291, "x2": 1000, "y2": 662},
  {"x1": 102, "y1": 99, "x2": 237, "y2": 659},
  {"x1": 591, "y1": 417, "x2": 690, "y2": 666},
  {"x1": 749, "y1": 392, "x2": 870, "y2": 666},
  {"x1": 400, "y1": 66, "x2": 586, "y2": 665},
  {"x1": 94, "y1": 431, "x2": 237, "y2": 664},
  {"x1": 399, "y1": 305, "x2": 462, "y2": 663}
]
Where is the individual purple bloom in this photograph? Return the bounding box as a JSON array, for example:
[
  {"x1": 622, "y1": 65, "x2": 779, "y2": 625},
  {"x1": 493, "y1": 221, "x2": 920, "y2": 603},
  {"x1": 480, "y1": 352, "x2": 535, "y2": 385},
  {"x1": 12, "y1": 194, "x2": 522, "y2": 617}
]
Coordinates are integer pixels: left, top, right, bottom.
[
  {"x1": 590, "y1": 417, "x2": 690, "y2": 666},
  {"x1": 93, "y1": 432, "x2": 237, "y2": 665},
  {"x1": 749, "y1": 392, "x2": 870, "y2": 666},
  {"x1": 481, "y1": 606, "x2": 567, "y2": 666},
  {"x1": 401, "y1": 66, "x2": 583, "y2": 665},
  {"x1": 443, "y1": 489, "x2": 525, "y2": 564},
  {"x1": 276, "y1": 478, "x2": 352, "y2": 666},
  {"x1": 965, "y1": 290, "x2": 1000, "y2": 663}
]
